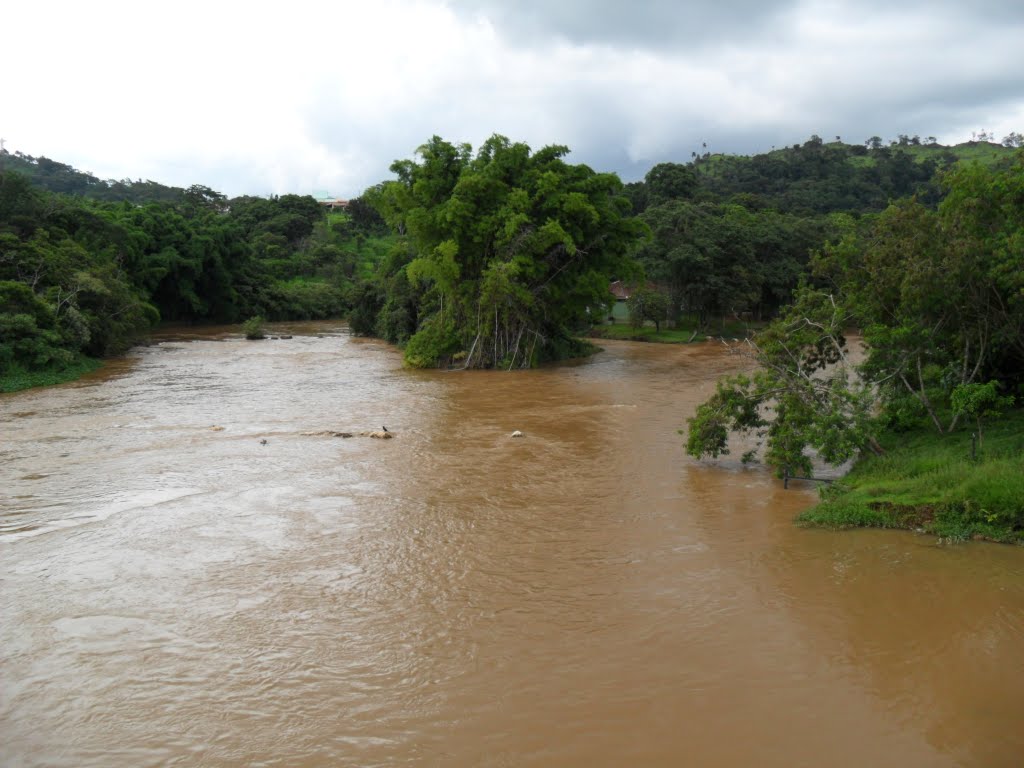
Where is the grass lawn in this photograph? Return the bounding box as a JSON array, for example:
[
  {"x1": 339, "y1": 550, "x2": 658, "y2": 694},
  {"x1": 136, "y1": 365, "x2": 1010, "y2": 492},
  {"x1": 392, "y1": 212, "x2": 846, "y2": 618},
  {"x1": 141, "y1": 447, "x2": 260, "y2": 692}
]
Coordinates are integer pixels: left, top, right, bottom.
[
  {"x1": 798, "y1": 409, "x2": 1024, "y2": 544},
  {"x1": 589, "y1": 319, "x2": 762, "y2": 344}
]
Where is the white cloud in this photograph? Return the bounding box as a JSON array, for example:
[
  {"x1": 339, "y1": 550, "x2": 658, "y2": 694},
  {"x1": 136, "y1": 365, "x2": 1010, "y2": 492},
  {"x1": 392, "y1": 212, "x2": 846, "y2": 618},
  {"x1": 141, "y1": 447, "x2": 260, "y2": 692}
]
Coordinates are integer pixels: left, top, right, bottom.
[{"x1": 1, "y1": 0, "x2": 1021, "y2": 198}]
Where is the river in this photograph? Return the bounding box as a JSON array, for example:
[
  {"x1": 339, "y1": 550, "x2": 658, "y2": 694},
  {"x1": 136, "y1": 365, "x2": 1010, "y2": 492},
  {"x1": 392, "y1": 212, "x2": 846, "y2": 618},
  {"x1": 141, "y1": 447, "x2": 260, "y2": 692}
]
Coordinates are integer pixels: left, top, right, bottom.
[{"x1": 2, "y1": 322, "x2": 1022, "y2": 767}]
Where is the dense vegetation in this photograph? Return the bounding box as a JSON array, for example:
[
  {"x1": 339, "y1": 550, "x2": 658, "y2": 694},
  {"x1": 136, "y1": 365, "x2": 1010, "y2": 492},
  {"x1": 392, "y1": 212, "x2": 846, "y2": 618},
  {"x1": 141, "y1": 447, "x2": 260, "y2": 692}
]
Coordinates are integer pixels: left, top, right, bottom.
[
  {"x1": 623, "y1": 137, "x2": 1019, "y2": 333},
  {"x1": 350, "y1": 135, "x2": 1019, "y2": 364},
  {"x1": 797, "y1": 409, "x2": 1024, "y2": 543},
  {"x1": 0, "y1": 153, "x2": 393, "y2": 390},
  {"x1": 350, "y1": 135, "x2": 645, "y2": 368},
  {"x1": 685, "y1": 155, "x2": 1024, "y2": 540}
]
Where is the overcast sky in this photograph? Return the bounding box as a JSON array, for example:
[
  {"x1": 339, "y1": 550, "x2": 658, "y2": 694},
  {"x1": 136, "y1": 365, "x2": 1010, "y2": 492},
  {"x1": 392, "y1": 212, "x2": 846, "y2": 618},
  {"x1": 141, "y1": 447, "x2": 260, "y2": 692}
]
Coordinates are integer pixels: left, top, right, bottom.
[{"x1": 3, "y1": 0, "x2": 1022, "y2": 198}]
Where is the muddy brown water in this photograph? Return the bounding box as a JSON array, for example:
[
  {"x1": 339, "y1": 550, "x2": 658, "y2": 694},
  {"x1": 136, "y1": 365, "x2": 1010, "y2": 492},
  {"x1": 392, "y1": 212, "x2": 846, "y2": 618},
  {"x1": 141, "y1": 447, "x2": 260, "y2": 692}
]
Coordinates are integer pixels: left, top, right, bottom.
[{"x1": 2, "y1": 322, "x2": 1023, "y2": 767}]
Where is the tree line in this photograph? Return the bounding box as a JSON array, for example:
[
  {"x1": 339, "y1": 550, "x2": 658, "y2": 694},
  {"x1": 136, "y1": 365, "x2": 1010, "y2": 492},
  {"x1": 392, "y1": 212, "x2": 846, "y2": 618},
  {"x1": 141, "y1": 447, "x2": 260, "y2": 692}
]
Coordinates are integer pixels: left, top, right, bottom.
[
  {"x1": 3, "y1": 134, "x2": 1019, "y2": 386},
  {"x1": 0, "y1": 162, "x2": 390, "y2": 385},
  {"x1": 686, "y1": 158, "x2": 1024, "y2": 475}
]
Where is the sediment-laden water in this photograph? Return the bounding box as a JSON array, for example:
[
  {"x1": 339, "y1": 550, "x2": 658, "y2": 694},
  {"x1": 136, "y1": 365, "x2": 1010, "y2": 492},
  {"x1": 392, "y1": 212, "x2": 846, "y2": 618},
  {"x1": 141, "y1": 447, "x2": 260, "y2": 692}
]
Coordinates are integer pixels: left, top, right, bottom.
[{"x1": 2, "y1": 322, "x2": 1022, "y2": 766}]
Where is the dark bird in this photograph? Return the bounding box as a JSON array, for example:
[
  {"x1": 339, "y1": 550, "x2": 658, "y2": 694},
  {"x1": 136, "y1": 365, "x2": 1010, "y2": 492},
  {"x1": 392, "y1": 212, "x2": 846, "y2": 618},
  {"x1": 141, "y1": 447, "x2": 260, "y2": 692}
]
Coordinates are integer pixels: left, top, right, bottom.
[
  {"x1": 260, "y1": 439, "x2": 268, "y2": 445},
  {"x1": 381, "y1": 425, "x2": 389, "y2": 433}
]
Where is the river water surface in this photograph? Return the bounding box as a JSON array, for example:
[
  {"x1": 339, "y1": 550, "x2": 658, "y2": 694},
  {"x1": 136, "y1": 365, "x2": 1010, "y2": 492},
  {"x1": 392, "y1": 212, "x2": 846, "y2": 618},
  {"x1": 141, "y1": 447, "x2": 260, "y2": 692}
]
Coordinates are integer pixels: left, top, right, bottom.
[{"x1": 2, "y1": 322, "x2": 1023, "y2": 767}]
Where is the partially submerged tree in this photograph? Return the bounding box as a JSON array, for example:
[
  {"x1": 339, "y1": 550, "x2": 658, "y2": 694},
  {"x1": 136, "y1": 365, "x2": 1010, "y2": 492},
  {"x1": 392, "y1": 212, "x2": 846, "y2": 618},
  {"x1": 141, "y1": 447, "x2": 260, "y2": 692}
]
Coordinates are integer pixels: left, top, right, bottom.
[
  {"x1": 370, "y1": 135, "x2": 646, "y2": 368},
  {"x1": 685, "y1": 288, "x2": 879, "y2": 476}
]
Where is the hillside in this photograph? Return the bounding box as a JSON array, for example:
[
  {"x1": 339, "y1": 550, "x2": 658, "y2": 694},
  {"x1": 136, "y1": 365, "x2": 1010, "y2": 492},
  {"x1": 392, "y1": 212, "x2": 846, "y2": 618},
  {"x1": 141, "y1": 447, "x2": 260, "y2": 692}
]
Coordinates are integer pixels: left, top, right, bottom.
[
  {"x1": 0, "y1": 149, "x2": 185, "y2": 204},
  {"x1": 688, "y1": 137, "x2": 1020, "y2": 214}
]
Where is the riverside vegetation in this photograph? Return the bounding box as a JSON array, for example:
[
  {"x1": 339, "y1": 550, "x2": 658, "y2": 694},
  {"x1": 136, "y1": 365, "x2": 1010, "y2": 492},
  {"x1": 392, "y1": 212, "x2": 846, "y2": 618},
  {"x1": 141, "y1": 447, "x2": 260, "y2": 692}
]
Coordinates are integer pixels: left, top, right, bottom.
[
  {"x1": 1, "y1": 151, "x2": 395, "y2": 391},
  {"x1": 2, "y1": 134, "x2": 1022, "y2": 540}
]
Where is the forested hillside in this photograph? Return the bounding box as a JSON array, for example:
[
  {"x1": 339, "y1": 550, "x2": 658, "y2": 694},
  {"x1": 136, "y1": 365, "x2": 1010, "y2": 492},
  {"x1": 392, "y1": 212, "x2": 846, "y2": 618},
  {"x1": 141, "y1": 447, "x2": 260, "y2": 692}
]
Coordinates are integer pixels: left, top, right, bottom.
[
  {"x1": 683, "y1": 135, "x2": 1019, "y2": 214},
  {"x1": 616, "y1": 136, "x2": 1021, "y2": 332},
  {"x1": 0, "y1": 151, "x2": 186, "y2": 204}
]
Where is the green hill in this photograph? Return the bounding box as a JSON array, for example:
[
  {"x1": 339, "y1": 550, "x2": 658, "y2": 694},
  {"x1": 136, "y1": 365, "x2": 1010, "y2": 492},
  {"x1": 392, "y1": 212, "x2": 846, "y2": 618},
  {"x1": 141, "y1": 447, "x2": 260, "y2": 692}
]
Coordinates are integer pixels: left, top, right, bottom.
[
  {"x1": 687, "y1": 137, "x2": 1020, "y2": 214},
  {"x1": 0, "y1": 149, "x2": 185, "y2": 204}
]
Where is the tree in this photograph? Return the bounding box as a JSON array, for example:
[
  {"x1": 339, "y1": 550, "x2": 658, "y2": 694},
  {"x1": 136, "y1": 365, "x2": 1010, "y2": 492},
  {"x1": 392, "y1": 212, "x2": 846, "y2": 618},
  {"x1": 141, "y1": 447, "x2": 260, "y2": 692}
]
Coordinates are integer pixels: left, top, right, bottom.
[
  {"x1": 368, "y1": 134, "x2": 646, "y2": 368},
  {"x1": 633, "y1": 199, "x2": 823, "y2": 327},
  {"x1": 688, "y1": 158, "x2": 1024, "y2": 474},
  {"x1": 644, "y1": 163, "x2": 698, "y2": 202},
  {"x1": 346, "y1": 193, "x2": 388, "y2": 234},
  {"x1": 686, "y1": 288, "x2": 879, "y2": 475},
  {"x1": 815, "y1": 159, "x2": 1024, "y2": 434},
  {"x1": 951, "y1": 381, "x2": 1014, "y2": 449},
  {"x1": 628, "y1": 286, "x2": 669, "y2": 332}
]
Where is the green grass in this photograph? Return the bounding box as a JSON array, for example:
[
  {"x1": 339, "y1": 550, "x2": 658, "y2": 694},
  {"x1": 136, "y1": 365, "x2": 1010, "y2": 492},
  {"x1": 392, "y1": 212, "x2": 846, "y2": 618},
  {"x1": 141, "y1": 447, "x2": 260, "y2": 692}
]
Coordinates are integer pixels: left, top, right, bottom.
[
  {"x1": 797, "y1": 409, "x2": 1024, "y2": 544},
  {"x1": 0, "y1": 358, "x2": 103, "y2": 393},
  {"x1": 590, "y1": 319, "x2": 762, "y2": 344}
]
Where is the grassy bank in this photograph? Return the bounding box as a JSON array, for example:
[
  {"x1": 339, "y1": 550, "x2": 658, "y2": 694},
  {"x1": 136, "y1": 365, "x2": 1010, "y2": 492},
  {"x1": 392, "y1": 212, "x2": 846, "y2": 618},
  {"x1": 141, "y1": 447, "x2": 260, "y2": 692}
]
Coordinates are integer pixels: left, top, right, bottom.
[
  {"x1": 798, "y1": 410, "x2": 1024, "y2": 543},
  {"x1": 589, "y1": 319, "x2": 761, "y2": 344},
  {"x1": 0, "y1": 358, "x2": 103, "y2": 394}
]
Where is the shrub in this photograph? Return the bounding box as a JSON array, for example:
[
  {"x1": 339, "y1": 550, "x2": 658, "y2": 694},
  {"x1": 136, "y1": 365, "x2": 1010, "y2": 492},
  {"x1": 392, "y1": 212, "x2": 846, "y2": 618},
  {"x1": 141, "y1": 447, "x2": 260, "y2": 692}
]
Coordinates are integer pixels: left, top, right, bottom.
[
  {"x1": 403, "y1": 314, "x2": 460, "y2": 368},
  {"x1": 242, "y1": 315, "x2": 266, "y2": 340}
]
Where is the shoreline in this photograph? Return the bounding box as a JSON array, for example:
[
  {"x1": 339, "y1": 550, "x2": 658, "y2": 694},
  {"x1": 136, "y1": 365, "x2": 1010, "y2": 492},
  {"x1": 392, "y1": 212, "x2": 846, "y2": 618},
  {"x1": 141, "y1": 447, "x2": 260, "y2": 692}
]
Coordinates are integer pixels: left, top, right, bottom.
[{"x1": 795, "y1": 410, "x2": 1024, "y2": 545}]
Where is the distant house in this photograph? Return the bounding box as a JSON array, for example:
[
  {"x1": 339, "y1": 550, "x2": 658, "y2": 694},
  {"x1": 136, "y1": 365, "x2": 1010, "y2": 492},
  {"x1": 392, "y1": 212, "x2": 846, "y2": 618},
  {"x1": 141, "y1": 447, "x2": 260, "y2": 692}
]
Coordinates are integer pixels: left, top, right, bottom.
[
  {"x1": 313, "y1": 191, "x2": 350, "y2": 210},
  {"x1": 608, "y1": 280, "x2": 660, "y2": 321},
  {"x1": 609, "y1": 280, "x2": 631, "y2": 301},
  {"x1": 608, "y1": 280, "x2": 631, "y2": 321},
  {"x1": 318, "y1": 197, "x2": 349, "y2": 210}
]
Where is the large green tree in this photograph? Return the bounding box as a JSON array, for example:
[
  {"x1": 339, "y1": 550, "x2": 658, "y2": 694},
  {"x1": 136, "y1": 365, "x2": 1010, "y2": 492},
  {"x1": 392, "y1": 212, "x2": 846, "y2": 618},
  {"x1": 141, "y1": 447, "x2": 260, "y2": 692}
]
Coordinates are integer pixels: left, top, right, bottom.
[{"x1": 369, "y1": 135, "x2": 646, "y2": 367}]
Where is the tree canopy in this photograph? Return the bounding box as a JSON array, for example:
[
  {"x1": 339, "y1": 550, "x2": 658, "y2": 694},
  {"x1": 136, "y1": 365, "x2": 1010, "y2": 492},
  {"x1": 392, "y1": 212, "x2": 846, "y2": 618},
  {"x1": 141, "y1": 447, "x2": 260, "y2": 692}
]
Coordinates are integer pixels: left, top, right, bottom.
[
  {"x1": 1, "y1": 168, "x2": 395, "y2": 385},
  {"x1": 687, "y1": 155, "x2": 1024, "y2": 472},
  {"x1": 363, "y1": 134, "x2": 647, "y2": 368}
]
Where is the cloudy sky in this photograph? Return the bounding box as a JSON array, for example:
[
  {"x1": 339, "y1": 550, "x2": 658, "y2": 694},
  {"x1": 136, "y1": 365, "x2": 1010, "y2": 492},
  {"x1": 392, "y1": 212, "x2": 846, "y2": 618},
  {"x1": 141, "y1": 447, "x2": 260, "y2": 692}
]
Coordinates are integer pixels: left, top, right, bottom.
[{"x1": 3, "y1": 0, "x2": 1022, "y2": 198}]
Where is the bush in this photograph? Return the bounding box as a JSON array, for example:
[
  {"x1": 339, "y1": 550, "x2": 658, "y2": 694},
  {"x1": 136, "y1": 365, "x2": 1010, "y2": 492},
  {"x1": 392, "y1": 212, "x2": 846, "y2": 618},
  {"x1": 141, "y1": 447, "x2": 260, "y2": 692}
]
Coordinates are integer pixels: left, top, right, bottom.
[
  {"x1": 242, "y1": 315, "x2": 266, "y2": 340},
  {"x1": 403, "y1": 314, "x2": 460, "y2": 368}
]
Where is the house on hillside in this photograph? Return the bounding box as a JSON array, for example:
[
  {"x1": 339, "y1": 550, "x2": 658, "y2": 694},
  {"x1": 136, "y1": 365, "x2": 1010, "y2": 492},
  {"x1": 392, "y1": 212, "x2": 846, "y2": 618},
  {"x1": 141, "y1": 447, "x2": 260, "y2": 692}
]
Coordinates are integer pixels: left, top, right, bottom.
[{"x1": 313, "y1": 191, "x2": 350, "y2": 210}]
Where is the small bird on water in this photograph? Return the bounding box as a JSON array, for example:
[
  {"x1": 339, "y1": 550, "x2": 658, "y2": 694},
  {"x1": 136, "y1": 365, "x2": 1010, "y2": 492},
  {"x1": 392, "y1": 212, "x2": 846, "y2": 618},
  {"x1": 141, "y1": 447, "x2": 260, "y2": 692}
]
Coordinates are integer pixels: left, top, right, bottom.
[{"x1": 260, "y1": 439, "x2": 268, "y2": 445}]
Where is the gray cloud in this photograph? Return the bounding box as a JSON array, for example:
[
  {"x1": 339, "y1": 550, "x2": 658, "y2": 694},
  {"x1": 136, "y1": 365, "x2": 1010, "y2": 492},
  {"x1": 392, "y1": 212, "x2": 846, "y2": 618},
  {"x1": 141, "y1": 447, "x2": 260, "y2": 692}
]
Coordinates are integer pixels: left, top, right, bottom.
[
  {"x1": 447, "y1": 0, "x2": 792, "y2": 48},
  {"x1": 447, "y1": 0, "x2": 1024, "y2": 49},
  {"x1": 5, "y1": 0, "x2": 1021, "y2": 198}
]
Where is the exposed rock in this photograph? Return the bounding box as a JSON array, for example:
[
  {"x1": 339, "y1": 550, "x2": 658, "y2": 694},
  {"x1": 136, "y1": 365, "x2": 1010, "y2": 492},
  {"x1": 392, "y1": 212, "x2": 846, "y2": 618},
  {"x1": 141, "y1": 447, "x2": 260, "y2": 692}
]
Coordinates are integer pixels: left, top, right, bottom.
[
  {"x1": 511, "y1": 430, "x2": 524, "y2": 438},
  {"x1": 361, "y1": 430, "x2": 394, "y2": 439},
  {"x1": 301, "y1": 430, "x2": 354, "y2": 438},
  {"x1": 279, "y1": 335, "x2": 293, "y2": 339},
  {"x1": 209, "y1": 426, "x2": 225, "y2": 431}
]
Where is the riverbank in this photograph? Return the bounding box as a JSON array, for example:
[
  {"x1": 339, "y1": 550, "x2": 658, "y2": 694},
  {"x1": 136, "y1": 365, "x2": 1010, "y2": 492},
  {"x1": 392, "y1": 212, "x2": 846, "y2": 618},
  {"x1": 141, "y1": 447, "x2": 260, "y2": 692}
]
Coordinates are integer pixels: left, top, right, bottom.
[
  {"x1": 798, "y1": 409, "x2": 1024, "y2": 544},
  {"x1": 589, "y1": 319, "x2": 761, "y2": 344},
  {"x1": 0, "y1": 358, "x2": 103, "y2": 394}
]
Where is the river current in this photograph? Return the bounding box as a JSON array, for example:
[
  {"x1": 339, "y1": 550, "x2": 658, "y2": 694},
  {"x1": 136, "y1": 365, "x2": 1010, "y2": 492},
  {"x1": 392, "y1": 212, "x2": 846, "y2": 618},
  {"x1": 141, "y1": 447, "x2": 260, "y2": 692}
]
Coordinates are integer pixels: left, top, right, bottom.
[{"x1": 2, "y1": 322, "x2": 1022, "y2": 766}]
